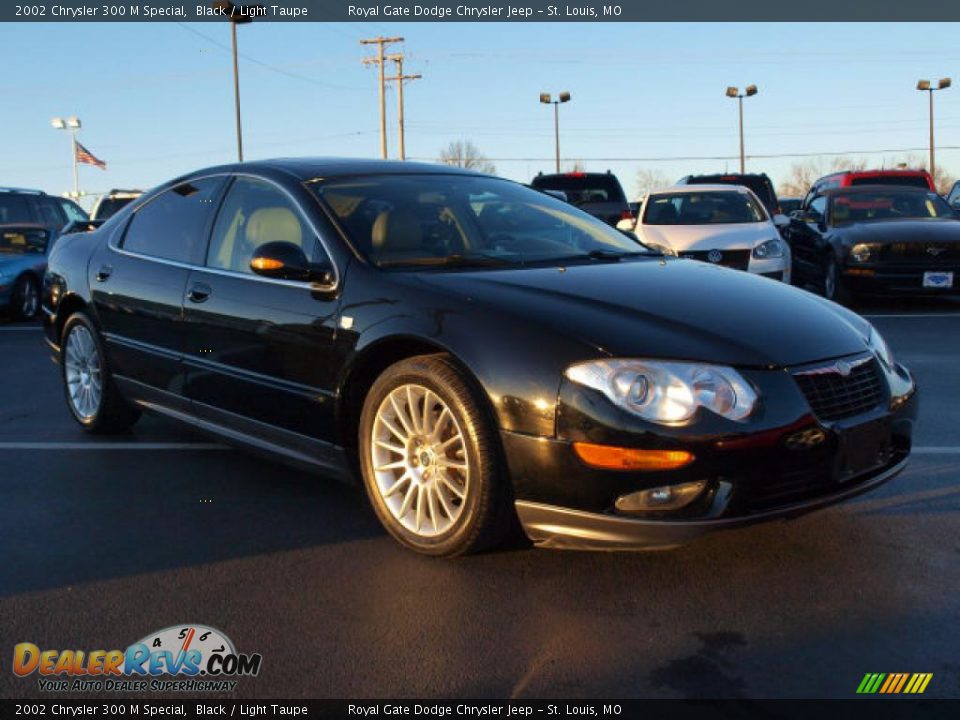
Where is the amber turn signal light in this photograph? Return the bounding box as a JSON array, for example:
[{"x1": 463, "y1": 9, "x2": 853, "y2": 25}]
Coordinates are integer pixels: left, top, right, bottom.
[
  {"x1": 573, "y1": 442, "x2": 694, "y2": 471},
  {"x1": 251, "y1": 257, "x2": 284, "y2": 271}
]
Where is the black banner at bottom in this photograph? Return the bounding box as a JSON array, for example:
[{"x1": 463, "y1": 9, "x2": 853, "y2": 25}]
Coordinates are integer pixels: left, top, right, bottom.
[{"x1": 2, "y1": 699, "x2": 958, "y2": 720}]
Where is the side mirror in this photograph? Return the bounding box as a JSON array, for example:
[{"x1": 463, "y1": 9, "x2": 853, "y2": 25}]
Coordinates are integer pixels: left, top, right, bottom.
[
  {"x1": 250, "y1": 241, "x2": 334, "y2": 284},
  {"x1": 803, "y1": 210, "x2": 824, "y2": 226},
  {"x1": 772, "y1": 213, "x2": 790, "y2": 228}
]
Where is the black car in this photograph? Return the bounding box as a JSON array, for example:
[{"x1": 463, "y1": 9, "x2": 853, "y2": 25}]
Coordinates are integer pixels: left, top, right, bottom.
[
  {"x1": 677, "y1": 173, "x2": 781, "y2": 217},
  {"x1": 783, "y1": 185, "x2": 960, "y2": 303},
  {"x1": 42, "y1": 159, "x2": 917, "y2": 556},
  {"x1": 530, "y1": 171, "x2": 630, "y2": 226}
]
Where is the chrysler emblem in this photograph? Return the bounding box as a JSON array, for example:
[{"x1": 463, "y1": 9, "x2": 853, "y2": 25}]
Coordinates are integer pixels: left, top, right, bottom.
[
  {"x1": 834, "y1": 360, "x2": 852, "y2": 377},
  {"x1": 927, "y1": 246, "x2": 947, "y2": 256},
  {"x1": 707, "y1": 249, "x2": 723, "y2": 263}
]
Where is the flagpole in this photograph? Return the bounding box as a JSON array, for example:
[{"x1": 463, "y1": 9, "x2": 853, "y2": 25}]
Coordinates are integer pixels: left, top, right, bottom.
[{"x1": 70, "y1": 131, "x2": 79, "y2": 197}]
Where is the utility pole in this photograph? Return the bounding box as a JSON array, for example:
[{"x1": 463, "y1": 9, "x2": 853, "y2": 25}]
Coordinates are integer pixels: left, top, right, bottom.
[
  {"x1": 361, "y1": 36, "x2": 404, "y2": 159},
  {"x1": 386, "y1": 54, "x2": 421, "y2": 161}
]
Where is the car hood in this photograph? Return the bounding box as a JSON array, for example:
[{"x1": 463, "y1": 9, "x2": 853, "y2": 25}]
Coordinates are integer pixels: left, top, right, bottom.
[
  {"x1": 410, "y1": 258, "x2": 871, "y2": 368},
  {"x1": 638, "y1": 222, "x2": 775, "y2": 252},
  {"x1": 838, "y1": 218, "x2": 960, "y2": 244}
]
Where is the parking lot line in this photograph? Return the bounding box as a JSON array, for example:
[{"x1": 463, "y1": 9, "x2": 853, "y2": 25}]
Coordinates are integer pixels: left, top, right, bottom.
[
  {"x1": 862, "y1": 313, "x2": 960, "y2": 318},
  {"x1": 912, "y1": 446, "x2": 960, "y2": 454},
  {"x1": 0, "y1": 442, "x2": 228, "y2": 450}
]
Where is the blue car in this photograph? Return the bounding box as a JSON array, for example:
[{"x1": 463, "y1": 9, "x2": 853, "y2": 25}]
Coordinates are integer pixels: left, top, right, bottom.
[
  {"x1": 0, "y1": 187, "x2": 88, "y2": 321},
  {"x1": 0, "y1": 224, "x2": 51, "y2": 320}
]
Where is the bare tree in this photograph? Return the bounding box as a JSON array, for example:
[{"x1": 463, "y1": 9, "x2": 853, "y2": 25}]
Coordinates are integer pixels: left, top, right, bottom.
[
  {"x1": 438, "y1": 140, "x2": 496, "y2": 174},
  {"x1": 778, "y1": 156, "x2": 867, "y2": 197},
  {"x1": 634, "y1": 168, "x2": 673, "y2": 199},
  {"x1": 880, "y1": 153, "x2": 956, "y2": 194}
]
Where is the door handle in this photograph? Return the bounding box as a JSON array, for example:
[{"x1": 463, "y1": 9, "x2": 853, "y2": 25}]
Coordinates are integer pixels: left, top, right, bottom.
[
  {"x1": 96, "y1": 265, "x2": 113, "y2": 282},
  {"x1": 187, "y1": 283, "x2": 212, "y2": 303}
]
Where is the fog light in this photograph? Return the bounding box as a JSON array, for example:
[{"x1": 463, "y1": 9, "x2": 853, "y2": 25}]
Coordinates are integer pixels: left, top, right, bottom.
[
  {"x1": 615, "y1": 479, "x2": 707, "y2": 513},
  {"x1": 573, "y1": 442, "x2": 694, "y2": 471}
]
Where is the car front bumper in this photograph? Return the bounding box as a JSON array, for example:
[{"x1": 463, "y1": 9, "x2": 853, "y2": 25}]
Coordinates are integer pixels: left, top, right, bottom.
[
  {"x1": 502, "y1": 361, "x2": 917, "y2": 550},
  {"x1": 514, "y1": 453, "x2": 908, "y2": 550},
  {"x1": 843, "y1": 264, "x2": 959, "y2": 294}
]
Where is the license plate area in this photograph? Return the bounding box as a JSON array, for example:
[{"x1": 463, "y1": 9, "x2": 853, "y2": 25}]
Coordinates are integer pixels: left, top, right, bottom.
[
  {"x1": 836, "y1": 418, "x2": 891, "y2": 481},
  {"x1": 923, "y1": 270, "x2": 954, "y2": 288}
]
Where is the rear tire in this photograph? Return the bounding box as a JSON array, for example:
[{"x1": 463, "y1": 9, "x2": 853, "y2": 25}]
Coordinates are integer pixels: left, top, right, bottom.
[
  {"x1": 11, "y1": 275, "x2": 39, "y2": 321},
  {"x1": 358, "y1": 354, "x2": 514, "y2": 556},
  {"x1": 61, "y1": 312, "x2": 141, "y2": 434}
]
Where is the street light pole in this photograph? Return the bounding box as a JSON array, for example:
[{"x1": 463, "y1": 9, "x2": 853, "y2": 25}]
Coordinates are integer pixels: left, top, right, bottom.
[
  {"x1": 917, "y1": 78, "x2": 951, "y2": 184},
  {"x1": 540, "y1": 91, "x2": 571, "y2": 173},
  {"x1": 726, "y1": 85, "x2": 757, "y2": 174},
  {"x1": 231, "y1": 20, "x2": 243, "y2": 162},
  {"x1": 213, "y1": 1, "x2": 255, "y2": 163}
]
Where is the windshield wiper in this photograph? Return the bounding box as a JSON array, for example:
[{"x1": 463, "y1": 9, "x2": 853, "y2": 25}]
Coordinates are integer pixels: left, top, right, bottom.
[
  {"x1": 546, "y1": 249, "x2": 643, "y2": 264},
  {"x1": 377, "y1": 253, "x2": 515, "y2": 269}
]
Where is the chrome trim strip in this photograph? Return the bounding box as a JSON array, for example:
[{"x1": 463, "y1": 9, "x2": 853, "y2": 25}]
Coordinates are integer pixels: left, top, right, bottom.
[
  {"x1": 107, "y1": 171, "x2": 341, "y2": 292},
  {"x1": 793, "y1": 354, "x2": 873, "y2": 376},
  {"x1": 183, "y1": 353, "x2": 336, "y2": 398},
  {"x1": 103, "y1": 332, "x2": 180, "y2": 361}
]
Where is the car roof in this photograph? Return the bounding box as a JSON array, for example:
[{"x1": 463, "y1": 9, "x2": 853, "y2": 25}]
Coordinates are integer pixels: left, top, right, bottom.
[
  {"x1": 822, "y1": 169, "x2": 930, "y2": 178},
  {"x1": 0, "y1": 187, "x2": 45, "y2": 195},
  {"x1": 178, "y1": 157, "x2": 488, "y2": 183},
  {"x1": 821, "y1": 184, "x2": 934, "y2": 196},
  {"x1": 652, "y1": 184, "x2": 757, "y2": 194}
]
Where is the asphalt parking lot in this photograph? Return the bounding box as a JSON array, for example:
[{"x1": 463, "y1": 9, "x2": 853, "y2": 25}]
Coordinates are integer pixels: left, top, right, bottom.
[{"x1": 1, "y1": 297, "x2": 959, "y2": 700}]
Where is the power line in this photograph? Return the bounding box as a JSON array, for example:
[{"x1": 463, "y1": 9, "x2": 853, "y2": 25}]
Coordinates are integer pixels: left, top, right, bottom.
[{"x1": 409, "y1": 145, "x2": 960, "y2": 164}]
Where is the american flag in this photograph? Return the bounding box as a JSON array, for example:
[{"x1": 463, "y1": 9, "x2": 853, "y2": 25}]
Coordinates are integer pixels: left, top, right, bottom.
[{"x1": 74, "y1": 141, "x2": 106, "y2": 170}]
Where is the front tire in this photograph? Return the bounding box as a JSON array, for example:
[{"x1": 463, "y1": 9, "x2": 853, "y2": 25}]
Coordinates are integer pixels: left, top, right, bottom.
[
  {"x1": 824, "y1": 256, "x2": 853, "y2": 305},
  {"x1": 61, "y1": 312, "x2": 140, "y2": 434},
  {"x1": 11, "y1": 275, "x2": 39, "y2": 321},
  {"x1": 358, "y1": 355, "x2": 513, "y2": 556}
]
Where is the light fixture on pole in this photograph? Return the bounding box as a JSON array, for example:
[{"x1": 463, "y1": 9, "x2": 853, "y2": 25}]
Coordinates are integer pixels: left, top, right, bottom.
[
  {"x1": 725, "y1": 85, "x2": 757, "y2": 174},
  {"x1": 917, "y1": 77, "x2": 951, "y2": 185},
  {"x1": 540, "y1": 91, "x2": 571, "y2": 173},
  {"x1": 51, "y1": 116, "x2": 82, "y2": 197},
  {"x1": 212, "y1": 0, "x2": 257, "y2": 162}
]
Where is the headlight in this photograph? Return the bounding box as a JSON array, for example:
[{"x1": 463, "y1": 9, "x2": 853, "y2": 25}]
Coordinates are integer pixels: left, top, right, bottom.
[
  {"x1": 850, "y1": 243, "x2": 879, "y2": 263},
  {"x1": 565, "y1": 359, "x2": 758, "y2": 425},
  {"x1": 866, "y1": 326, "x2": 894, "y2": 368},
  {"x1": 752, "y1": 238, "x2": 784, "y2": 259},
  {"x1": 643, "y1": 242, "x2": 676, "y2": 256}
]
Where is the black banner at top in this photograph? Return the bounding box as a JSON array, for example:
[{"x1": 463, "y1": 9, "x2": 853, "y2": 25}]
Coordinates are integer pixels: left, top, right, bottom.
[{"x1": 3, "y1": 0, "x2": 958, "y2": 22}]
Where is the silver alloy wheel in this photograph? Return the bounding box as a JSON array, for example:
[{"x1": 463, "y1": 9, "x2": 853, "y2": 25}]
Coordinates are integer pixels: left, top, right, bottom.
[
  {"x1": 64, "y1": 325, "x2": 103, "y2": 421},
  {"x1": 18, "y1": 279, "x2": 38, "y2": 318},
  {"x1": 371, "y1": 383, "x2": 470, "y2": 537}
]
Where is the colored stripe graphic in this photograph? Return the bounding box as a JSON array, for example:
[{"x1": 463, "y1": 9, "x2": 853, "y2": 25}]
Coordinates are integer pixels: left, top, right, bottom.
[{"x1": 857, "y1": 673, "x2": 932, "y2": 694}]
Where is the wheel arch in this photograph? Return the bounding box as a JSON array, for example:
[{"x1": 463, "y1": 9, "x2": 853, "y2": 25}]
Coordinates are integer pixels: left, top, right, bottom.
[
  {"x1": 336, "y1": 335, "x2": 499, "y2": 461},
  {"x1": 54, "y1": 293, "x2": 93, "y2": 343}
]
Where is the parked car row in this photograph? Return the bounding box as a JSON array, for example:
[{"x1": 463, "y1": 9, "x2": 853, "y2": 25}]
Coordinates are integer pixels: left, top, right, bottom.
[{"x1": 538, "y1": 166, "x2": 958, "y2": 304}]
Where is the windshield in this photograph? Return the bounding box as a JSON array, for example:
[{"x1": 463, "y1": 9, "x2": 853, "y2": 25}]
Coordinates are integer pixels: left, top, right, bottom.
[
  {"x1": 310, "y1": 174, "x2": 649, "y2": 269},
  {"x1": 0, "y1": 228, "x2": 48, "y2": 255},
  {"x1": 830, "y1": 190, "x2": 953, "y2": 225},
  {"x1": 643, "y1": 191, "x2": 767, "y2": 225}
]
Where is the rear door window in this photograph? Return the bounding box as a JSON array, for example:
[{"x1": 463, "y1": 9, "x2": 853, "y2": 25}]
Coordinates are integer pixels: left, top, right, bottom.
[{"x1": 121, "y1": 177, "x2": 225, "y2": 264}]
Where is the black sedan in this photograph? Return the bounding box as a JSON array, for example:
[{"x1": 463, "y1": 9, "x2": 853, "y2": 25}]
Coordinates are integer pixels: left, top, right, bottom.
[
  {"x1": 784, "y1": 185, "x2": 960, "y2": 303},
  {"x1": 41, "y1": 159, "x2": 917, "y2": 555}
]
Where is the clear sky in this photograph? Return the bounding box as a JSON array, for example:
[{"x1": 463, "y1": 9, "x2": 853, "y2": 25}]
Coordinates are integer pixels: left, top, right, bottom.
[{"x1": 5, "y1": 21, "x2": 960, "y2": 206}]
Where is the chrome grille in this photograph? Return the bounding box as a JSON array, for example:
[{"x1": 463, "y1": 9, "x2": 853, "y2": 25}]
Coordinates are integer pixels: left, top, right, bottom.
[
  {"x1": 793, "y1": 357, "x2": 884, "y2": 422},
  {"x1": 678, "y1": 249, "x2": 751, "y2": 270}
]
